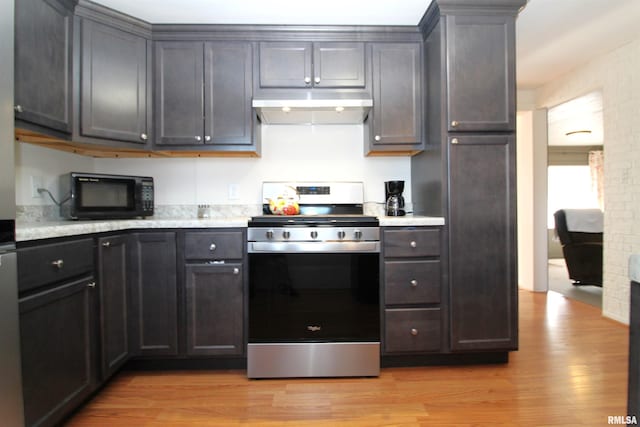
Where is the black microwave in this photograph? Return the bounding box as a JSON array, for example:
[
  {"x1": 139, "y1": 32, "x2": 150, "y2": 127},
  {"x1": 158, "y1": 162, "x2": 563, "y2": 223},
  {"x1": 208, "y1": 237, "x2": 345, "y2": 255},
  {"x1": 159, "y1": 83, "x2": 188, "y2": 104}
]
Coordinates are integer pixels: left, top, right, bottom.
[{"x1": 60, "y1": 172, "x2": 154, "y2": 220}]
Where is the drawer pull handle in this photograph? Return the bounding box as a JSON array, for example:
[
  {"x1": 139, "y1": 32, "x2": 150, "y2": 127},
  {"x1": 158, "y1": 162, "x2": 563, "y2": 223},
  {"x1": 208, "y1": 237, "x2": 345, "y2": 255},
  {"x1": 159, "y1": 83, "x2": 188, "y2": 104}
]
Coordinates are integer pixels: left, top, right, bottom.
[
  {"x1": 87, "y1": 282, "x2": 96, "y2": 288},
  {"x1": 209, "y1": 243, "x2": 217, "y2": 251},
  {"x1": 410, "y1": 279, "x2": 418, "y2": 287},
  {"x1": 233, "y1": 267, "x2": 240, "y2": 275},
  {"x1": 51, "y1": 259, "x2": 64, "y2": 269},
  {"x1": 410, "y1": 241, "x2": 417, "y2": 248},
  {"x1": 411, "y1": 328, "x2": 419, "y2": 336},
  {"x1": 102, "y1": 241, "x2": 111, "y2": 247}
]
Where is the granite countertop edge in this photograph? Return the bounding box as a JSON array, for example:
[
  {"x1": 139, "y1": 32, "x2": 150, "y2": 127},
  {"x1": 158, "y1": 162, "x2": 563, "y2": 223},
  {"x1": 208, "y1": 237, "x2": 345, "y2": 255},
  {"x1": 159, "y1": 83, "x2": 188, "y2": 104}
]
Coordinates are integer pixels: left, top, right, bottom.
[
  {"x1": 16, "y1": 215, "x2": 446, "y2": 242},
  {"x1": 630, "y1": 254, "x2": 640, "y2": 283}
]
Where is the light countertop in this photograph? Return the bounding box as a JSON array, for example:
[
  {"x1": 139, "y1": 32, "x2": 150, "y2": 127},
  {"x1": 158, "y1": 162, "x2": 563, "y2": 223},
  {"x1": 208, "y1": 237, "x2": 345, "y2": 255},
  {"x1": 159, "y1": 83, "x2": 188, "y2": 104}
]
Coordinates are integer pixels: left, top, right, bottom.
[
  {"x1": 16, "y1": 215, "x2": 446, "y2": 242},
  {"x1": 630, "y1": 254, "x2": 640, "y2": 283}
]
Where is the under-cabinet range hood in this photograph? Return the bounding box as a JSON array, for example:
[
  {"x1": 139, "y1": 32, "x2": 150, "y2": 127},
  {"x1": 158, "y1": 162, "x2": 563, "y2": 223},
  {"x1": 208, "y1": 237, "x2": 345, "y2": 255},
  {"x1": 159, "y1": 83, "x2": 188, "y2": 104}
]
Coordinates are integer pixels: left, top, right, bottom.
[{"x1": 252, "y1": 98, "x2": 372, "y2": 125}]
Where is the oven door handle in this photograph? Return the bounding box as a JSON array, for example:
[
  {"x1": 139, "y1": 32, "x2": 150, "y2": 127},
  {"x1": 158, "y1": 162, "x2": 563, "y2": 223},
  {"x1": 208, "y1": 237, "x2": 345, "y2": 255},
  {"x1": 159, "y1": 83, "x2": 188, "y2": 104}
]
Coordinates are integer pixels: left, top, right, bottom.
[{"x1": 248, "y1": 241, "x2": 380, "y2": 253}]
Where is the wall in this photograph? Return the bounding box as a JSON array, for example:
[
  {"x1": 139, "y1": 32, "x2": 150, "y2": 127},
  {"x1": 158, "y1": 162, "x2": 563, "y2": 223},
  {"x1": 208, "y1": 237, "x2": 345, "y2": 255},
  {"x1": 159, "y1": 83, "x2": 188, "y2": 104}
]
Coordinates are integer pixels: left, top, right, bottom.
[
  {"x1": 15, "y1": 124, "x2": 411, "y2": 211},
  {"x1": 516, "y1": 107, "x2": 548, "y2": 293},
  {"x1": 535, "y1": 38, "x2": 640, "y2": 324}
]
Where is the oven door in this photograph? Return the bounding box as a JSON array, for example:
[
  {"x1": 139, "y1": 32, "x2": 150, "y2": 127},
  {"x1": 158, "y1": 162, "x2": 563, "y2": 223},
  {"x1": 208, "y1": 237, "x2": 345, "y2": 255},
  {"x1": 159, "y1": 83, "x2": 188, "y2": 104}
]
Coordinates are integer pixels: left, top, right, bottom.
[{"x1": 248, "y1": 250, "x2": 380, "y2": 344}]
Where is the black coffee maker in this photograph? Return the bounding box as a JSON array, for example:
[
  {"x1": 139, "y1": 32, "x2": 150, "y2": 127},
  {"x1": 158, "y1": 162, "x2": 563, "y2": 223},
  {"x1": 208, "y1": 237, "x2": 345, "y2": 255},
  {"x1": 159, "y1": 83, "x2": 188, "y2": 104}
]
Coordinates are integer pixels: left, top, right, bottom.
[{"x1": 385, "y1": 180, "x2": 406, "y2": 216}]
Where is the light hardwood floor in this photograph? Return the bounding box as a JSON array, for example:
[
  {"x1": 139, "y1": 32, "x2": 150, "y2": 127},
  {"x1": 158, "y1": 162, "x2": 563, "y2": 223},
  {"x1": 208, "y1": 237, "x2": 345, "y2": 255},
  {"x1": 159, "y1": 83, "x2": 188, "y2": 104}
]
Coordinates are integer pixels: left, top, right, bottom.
[{"x1": 67, "y1": 290, "x2": 629, "y2": 426}]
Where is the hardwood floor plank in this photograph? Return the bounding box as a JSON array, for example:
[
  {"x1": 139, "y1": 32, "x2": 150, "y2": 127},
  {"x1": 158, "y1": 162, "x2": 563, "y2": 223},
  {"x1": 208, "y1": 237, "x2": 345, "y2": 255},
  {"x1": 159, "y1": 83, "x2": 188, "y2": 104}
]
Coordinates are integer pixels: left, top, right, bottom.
[{"x1": 66, "y1": 290, "x2": 629, "y2": 426}]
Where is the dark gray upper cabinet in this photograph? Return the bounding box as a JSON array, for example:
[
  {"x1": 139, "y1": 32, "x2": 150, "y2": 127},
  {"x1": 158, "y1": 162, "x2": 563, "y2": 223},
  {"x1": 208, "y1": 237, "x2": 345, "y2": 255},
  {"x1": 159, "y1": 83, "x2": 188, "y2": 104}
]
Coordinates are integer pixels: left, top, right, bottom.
[
  {"x1": 367, "y1": 43, "x2": 422, "y2": 152},
  {"x1": 154, "y1": 41, "x2": 204, "y2": 146},
  {"x1": 447, "y1": 134, "x2": 517, "y2": 351},
  {"x1": 259, "y1": 42, "x2": 312, "y2": 88},
  {"x1": 79, "y1": 18, "x2": 149, "y2": 144},
  {"x1": 129, "y1": 232, "x2": 178, "y2": 356},
  {"x1": 204, "y1": 42, "x2": 254, "y2": 146},
  {"x1": 97, "y1": 235, "x2": 130, "y2": 380},
  {"x1": 185, "y1": 263, "x2": 244, "y2": 356},
  {"x1": 15, "y1": 0, "x2": 75, "y2": 134},
  {"x1": 155, "y1": 41, "x2": 256, "y2": 150},
  {"x1": 445, "y1": 14, "x2": 516, "y2": 132},
  {"x1": 259, "y1": 41, "x2": 365, "y2": 89}
]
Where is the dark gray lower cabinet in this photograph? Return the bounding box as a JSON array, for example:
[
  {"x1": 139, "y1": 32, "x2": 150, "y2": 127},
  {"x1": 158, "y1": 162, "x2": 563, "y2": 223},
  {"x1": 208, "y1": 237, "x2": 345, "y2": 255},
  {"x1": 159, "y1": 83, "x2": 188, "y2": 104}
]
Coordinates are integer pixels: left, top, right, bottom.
[
  {"x1": 97, "y1": 235, "x2": 130, "y2": 379},
  {"x1": 382, "y1": 227, "x2": 443, "y2": 355},
  {"x1": 130, "y1": 232, "x2": 178, "y2": 355},
  {"x1": 384, "y1": 308, "x2": 441, "y2": 353},
  {"x1": 185, "y1": 263, "x2": 244, "y2": 356},
  {"x1": 19, "y1": 276, "x2": 97, "y2": 427},
  {"x1": 448, "y1": 134, "x2": 517, "y2": 351}
]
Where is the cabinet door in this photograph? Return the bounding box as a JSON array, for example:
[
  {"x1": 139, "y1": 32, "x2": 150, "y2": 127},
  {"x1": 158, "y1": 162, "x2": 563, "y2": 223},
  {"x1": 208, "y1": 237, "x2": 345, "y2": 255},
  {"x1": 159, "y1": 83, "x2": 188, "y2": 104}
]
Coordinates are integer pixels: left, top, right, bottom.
[
  {"x1": 154, "y1": 41, "x2": 204, "y2": 146},
  {"x1": 370, "y1": 43, "x2": 422, "y2": 146},
  {"x1": 448, "y1": 134, "x2": 517, "y2": 351},
  {"x1": 313, "y1": 42, "x2": 365, "y2": 88},
  {"x1": 204, "y1": 42, "x2": 253, "y2": 146},
  {"x1": 130, "y1": 232, "x2": 178, "y2": 355},
  {"x1": 97, "y1": 235, "x2": 129, "y2": 379},
  {"x1": 80, "y1": 18, "x2": 148, "y2": 144},
  {"x1": 185, "y1": 263, "x2": 244, "y2": 356},
  {"x1": 15, "y1": 0, "x2": 73, "y2": 133},
  {"x1": 19, "y1": 276, "x2": 96, "y2": 427},
  {"x1": 259, "y1": 42, "x2": 312, "y2": 88},
  {"x1": 446, "y1": 14, "x2": 515, "y2": 132}
]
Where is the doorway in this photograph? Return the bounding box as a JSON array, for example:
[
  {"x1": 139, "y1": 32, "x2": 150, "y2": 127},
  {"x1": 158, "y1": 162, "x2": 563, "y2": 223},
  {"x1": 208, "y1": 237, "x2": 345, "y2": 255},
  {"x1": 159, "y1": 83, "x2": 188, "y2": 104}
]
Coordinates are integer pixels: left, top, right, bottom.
[{"x1": 546, "y1": 91, "x2": 604, "y2": 307}]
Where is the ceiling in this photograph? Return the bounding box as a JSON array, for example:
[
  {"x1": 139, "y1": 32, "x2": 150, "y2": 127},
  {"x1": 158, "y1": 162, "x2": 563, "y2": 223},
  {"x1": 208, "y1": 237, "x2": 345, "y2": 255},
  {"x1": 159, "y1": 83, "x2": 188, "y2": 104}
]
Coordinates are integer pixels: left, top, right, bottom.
[
  {"x1": 93, "y1": 0, "x2": 640, "y2": 90},
  {"x1": 547, "y1": 91, "x2": 603, "y2": 146}
]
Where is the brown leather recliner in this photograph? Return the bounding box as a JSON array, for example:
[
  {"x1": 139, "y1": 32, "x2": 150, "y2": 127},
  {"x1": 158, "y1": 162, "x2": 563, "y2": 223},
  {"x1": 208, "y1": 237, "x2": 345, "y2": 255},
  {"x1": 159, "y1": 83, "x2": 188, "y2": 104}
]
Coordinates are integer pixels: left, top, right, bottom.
[{"x1": 553, "y1": 209, "x2": 603, "y2": 287}]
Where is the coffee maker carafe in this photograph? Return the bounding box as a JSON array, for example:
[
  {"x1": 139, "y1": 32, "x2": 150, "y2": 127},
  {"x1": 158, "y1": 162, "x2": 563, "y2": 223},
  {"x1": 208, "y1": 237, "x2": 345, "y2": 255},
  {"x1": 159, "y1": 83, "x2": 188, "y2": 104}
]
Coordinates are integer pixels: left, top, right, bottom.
[{"x1": 385, "y1": 180, "x2": 406, "y2": 216}]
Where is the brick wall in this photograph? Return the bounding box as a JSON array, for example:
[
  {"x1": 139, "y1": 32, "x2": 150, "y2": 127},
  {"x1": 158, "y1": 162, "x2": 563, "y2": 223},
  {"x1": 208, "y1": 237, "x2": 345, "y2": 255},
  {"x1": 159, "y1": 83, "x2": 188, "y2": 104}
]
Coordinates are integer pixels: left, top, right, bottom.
[{"x1": 536, "y1": 38, "x2": 640, "y2": 324}]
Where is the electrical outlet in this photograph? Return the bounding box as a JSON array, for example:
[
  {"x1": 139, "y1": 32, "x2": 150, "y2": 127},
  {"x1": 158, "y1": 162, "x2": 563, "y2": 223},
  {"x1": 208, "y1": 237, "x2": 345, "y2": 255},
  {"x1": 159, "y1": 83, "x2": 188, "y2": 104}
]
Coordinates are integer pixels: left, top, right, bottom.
[
  {"x1": 31, "y1": 176, "x2": 43, "y2": 198},
  {"x1": 228, "y1": 184, "x2": 240, "y2": 200}
]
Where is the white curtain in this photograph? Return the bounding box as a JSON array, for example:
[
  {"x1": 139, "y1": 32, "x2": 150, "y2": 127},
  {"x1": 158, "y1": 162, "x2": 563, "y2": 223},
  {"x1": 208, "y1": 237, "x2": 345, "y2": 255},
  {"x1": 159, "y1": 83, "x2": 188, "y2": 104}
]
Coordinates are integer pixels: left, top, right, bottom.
[{"x1": 589, "y1": 150, "x2": 604, "y2": 210}]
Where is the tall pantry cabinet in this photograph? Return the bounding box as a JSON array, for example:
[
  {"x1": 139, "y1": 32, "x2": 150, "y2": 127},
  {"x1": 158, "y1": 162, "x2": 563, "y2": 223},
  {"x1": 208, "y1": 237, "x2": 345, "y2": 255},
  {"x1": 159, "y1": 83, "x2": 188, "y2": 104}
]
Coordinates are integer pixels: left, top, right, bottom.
[{"x1": 412, "y1": 0, "x2": 525, "y2": 354}]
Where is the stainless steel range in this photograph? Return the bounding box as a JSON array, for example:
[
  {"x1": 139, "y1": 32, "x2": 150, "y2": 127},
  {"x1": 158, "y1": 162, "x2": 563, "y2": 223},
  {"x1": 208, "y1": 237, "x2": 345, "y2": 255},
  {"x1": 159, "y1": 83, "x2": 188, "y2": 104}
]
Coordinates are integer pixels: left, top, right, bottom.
[{"x1": 247, "y1": 182, "x2": 380, "y2": 378}]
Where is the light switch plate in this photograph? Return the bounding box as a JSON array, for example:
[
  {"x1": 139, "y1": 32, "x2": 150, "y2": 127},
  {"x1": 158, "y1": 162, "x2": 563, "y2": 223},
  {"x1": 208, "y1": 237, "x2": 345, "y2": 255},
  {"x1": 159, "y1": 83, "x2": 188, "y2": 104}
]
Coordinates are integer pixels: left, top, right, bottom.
[{"x1": 228, "y1": 184, "x2": 240, "y2": 200}]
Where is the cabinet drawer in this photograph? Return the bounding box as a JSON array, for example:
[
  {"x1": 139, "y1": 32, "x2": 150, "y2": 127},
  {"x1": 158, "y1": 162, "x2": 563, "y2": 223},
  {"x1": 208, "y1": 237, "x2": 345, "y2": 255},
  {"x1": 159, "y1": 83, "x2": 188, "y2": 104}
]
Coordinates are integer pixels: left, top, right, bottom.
[
  {"x1": 184, "y1": 231, "x2": 243, "y2": 260},
  {"x1": 18, "y1": 239, "x2": 95, "y2": 293},
  {"x1": 385, "y1": 260, "x2": 440, "y2": 305},
  {"x1": 384, "y1": 308, "x2": 441, "y2": 354},
  {"x1": 384, "y1": 228, "x2": 440, "y2": 258}
]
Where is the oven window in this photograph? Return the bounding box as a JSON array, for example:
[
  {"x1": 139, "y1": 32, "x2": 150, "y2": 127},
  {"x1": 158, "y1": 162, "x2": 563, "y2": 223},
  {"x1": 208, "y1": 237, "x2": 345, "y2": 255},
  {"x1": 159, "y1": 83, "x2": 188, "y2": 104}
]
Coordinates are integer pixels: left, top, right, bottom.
[
  {"x1": 77, "y1": 179, "x2": 134, "y2": 211},
  {"x1": 249, "y1": 253, "x2": 380, "y2": 343}
]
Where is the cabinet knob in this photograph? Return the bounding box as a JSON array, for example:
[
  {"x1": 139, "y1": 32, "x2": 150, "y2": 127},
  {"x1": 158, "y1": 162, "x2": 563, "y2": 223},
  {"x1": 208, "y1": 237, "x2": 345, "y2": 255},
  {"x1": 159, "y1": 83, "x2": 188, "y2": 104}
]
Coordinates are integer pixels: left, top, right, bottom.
[
  {"x1": 209, "y1": 243, "x2": 217, "y2": 252},
  {"x1": 451, "y1": 120, "x2": 459, "y2": 128},
  {"x1": 51, "y1": 259, "x2": 64, "y2": 269},
  {"x1": 195, "y1": 136, "x2": 202, "y2": 142},
  {"x1": 410, "y1": 241, "x2": 417, "y2": 248},
  {"x1": 451, "y1": 138, "x2": 459, "y2": 145},
  {"x1": 233, "y1": 267, "x2": 240, "y2": 275},
  {"x1": 374, "y1": 135, "x2": 381, "y2": 142},
  {"x1": 14, "y1": 105, "x2": 24, "y2": 113},
  {"x1": 411, "y1": 328, "x2": 419, "y2": 336},
  {"x1": 102, "y1": 241, "x2": 111, "y2": 248},
  {"x1": 87, "y1": 282, "x2": 96, "y2": 288},
  {"x1": 304, "y1": 77, "x2": 311, "y2": 84},
  {"x1": 314, "y1": 77, "x2": 321, "y2": 84},
  {"x1": 410, "y1": 279, "x2": 418, "y2": 287},
  {"x1": 140, "y1": 133, "x2": 148, "y2": 141},
  {"x1": 204, "y1": 135, "x2": 211, "y2": 142}
]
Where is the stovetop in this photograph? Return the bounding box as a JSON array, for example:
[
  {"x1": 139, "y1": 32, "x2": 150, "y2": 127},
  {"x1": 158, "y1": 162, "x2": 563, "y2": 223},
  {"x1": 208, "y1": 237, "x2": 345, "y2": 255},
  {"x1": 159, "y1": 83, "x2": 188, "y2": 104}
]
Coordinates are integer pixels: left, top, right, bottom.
[{"x1": 249, "y1": 214, "x2": 379, "y2": 228}]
